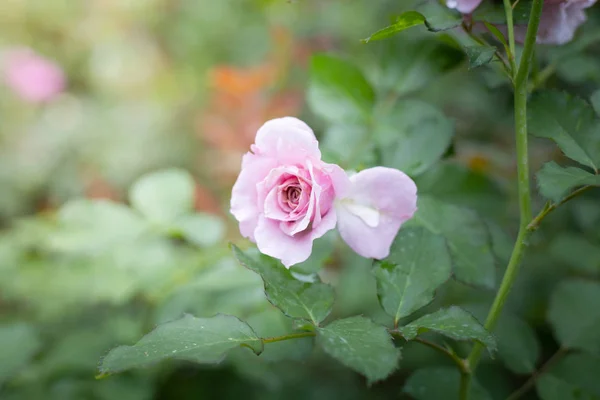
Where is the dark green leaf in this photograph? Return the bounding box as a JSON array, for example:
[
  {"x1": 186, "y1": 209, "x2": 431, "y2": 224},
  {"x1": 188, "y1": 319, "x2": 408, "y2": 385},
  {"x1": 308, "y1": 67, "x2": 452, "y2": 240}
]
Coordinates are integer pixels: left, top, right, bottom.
[
  {"x1": 361, "y1": 11, "x2": 426, "y2": 43},
  {"x1": 129, "y1": 169, "x2": 196, "y2": 224},
  {"x1": 408, "y1": 196, "x2": 496, "y2": 288},
  {"x1": 473, "y1": 0, "x2": 533, "y2": 25},
  {"x1": 548, "y1": 280, "x2": 600, "y2": 354},
  {"x1": 404, "y1": 367, "x2": 492, "y2": 400},
  {"x1": 592, "y1": 89, "x2": 600, "y2": 117},
  {"x1": 550, "y1": 233, "x2": 600, "y2": 274},
  {"x1": 529, "y1": 91, "x2": 600, "y2": 170},
  {"x1": 373, "y1": 227, "x2": 452, "y2": 324},
  {"x1": 536, "y1": 353, "x2": 600, "y2": 400},
  {"x1": 231, "y1": 245, "x2": 335, "y2": 325},
  {"x1": 0, "y1": 323, "x2": 41, "y2": 383},
  {"x1": 99, "y1": 314, "x2": 263, "y2": 374},
  {"x1": 536, "y1": 162, "x2": 600, "y2": 202},
  {"x1": 317, "y1": 316, "x2": 399, "y2": 383},
  {"x1": 308, "y1": 54, "x2": 375, "y2": 124},
  {"x1": 483, "y1": 22, "x2": 508, "y2": 49},
  {"x1": 464, "y1": 46, "x2": 496, "y2": 70},
  {"x1": 376, "y1": 101, "x2": 454, "y2": 176},
  {"x1": 399, "y1": 307, "x2": 497, "y2": 353}
]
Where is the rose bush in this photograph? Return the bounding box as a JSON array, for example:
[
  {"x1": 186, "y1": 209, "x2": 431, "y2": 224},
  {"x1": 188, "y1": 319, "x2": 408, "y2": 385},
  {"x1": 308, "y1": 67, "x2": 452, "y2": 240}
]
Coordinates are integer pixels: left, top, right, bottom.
[
  {"x1": 447, "y1": 0, "x2": 597, "y2": 44},
  {"x1": 230, "y1": 117, "x2": 417, "y2": 267}
]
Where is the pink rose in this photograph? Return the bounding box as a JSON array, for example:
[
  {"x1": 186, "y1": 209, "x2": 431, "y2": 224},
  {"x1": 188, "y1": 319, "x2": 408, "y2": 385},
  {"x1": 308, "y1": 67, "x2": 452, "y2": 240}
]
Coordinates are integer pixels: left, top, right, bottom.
[
  {"x1": 230, "y1": 117, "x2": 417, "y2": 267},
  {"x1": 2, "y1": 47, "x2": 65, "y2": 103}
]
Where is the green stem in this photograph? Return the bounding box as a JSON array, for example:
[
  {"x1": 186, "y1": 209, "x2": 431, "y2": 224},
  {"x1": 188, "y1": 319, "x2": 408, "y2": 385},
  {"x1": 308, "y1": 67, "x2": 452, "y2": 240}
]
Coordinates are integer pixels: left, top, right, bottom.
[
  {"x1": 460, "y1": 1, "x2": 545, "y2": 399},
  {"x1": 262, "y1": 331, "x2": 316, "y2": 344},
  {"x1": 527, "y1": 185, "x2": 593, "y2": 231},
  {"x1": 503, "y1": 0, "x2": 517, "y2": 73}
]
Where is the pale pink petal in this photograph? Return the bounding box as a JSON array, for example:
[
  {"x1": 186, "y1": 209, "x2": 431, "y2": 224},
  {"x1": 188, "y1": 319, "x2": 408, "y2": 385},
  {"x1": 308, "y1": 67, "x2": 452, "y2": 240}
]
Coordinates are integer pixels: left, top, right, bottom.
[
  {"x1": 253, "y1": 117, "x2": 321, "y2": 164},
  {"x1": 230, "y1": 152, "x2": 277, "y2": 240},
  {"x1": 255, "y1": 216, "x2": 314, "y2": 267},
  {"x1": 336, "y1": 167, "x2": 417, "y2": 259},
  {"x1": 446, "y1": 0, "x2": 483, "y2": 14}
]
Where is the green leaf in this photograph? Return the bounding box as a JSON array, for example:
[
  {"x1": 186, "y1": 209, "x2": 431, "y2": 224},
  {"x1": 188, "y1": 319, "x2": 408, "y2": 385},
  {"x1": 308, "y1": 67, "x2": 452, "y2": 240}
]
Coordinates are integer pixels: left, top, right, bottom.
[
  {"x1": 483, "y1": 22, "x2": 509, "y2": 49},
  {"x1": 398, "y1": 307, "x2": 497, "y2": 354},
  {"x1": 536, "y1": 162, "x2": 600, "y2": 202},
  {"x1": 464, "y1": 46, "x2": 496, "y2": 70},
  {"x1": 592, "y1": 90, "x2": 600, "y2": 117},
  {"x1": 370, "y1": 37, "x2": 464, "y2": 96},
  {"x1": 536, "y1": 353, "x2": 600, "y2": 400},
  {"x1": 173, "y1": 213, "x2": 225, "y2": 247},
  {"x1": 467, "y1": 305, "x2": 540, "y2": 374},
  {"x1": 375, "y1": 101, "x2": 454, "y2": 176},
  {"x1": 99, "y1": 314, "x2": 263, "y2": 374},
  {"x1": 0, "y1": 323, "x2": 41, "y2": 383},
  {"x1": 528, "y1": 91, "x2": 600, "y2": 171},
  {"x1": 550, "y1": 233, "x2": 600, "y2": 274},
  {"x1": 361, "y1": 11, "x2": 426, "y2": 43},
  {"x1": 548, "y1": 280, "x2": 600, "y2": 354},
  {"x1": 231, "y1": 245, "x2": 334, "y2": 326},
  {"x1": 308, "y1": 54, "x2": 375, "y2": 124},
  {"x1": 404, "y1": 367, "x2": 492, "y2": 400},
  {"x1": 48, "y1": 199, "x2": 147, "y2": 254},
  {"x1": 317, "y1": 316, "x2": 399, "y2": 383},
  {"x1": 129, "y1": 169, "x2": 195, "y2": 224},
  {"x1": 373, "y1": 227, "x2": 451, "y2": 324},
  {"x1": 473, "y1": 0, "x2": 533, "y2": 25},
  {"x1": 408, "y1": 196, "x2": 496, "y2": 288}
]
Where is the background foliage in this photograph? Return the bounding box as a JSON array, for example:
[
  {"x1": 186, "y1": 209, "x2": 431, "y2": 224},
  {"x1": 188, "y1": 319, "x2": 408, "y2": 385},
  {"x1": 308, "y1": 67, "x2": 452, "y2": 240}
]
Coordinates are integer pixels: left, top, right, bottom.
[{"x1": 1, "y1": 1, "x2": 600, "y2": 399}]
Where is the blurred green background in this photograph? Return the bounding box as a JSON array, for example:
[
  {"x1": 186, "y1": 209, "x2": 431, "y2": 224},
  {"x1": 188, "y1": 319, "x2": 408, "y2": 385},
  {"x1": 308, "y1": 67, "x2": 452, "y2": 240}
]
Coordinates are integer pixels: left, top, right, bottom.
[{"x1": 1, "y1": 0, "x2": 600, "y2": 399}]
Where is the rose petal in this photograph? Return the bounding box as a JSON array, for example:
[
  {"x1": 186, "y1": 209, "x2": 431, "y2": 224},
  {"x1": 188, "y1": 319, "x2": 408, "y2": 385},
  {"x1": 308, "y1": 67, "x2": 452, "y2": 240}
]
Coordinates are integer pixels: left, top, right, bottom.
[
  {"x1": 253, "y1": 117, "x2": 321, "y2": 164},
  {"x1": 446, "y1": 0, "x2": 483, "y2": 14},
  {"x1": 255, "y1": 209, "x2": 337, "y2": 267},
  {"x1": 336, "y1": 167, "x2": 417, "y2": 259},
  {"x1": 231, "y1": 152, "x2": 277, "y2": 240}
]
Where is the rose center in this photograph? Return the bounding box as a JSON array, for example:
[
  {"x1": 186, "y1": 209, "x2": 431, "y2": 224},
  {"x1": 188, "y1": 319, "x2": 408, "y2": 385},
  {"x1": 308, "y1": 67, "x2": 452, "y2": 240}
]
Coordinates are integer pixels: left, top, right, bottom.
[{"x1": 280, "y1": 184, "x2": 302, "y2": 211}]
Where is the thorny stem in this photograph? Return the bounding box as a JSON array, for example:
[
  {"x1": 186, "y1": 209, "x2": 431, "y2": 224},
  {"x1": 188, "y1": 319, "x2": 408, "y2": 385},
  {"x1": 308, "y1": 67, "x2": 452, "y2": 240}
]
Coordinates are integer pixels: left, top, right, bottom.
[{"x1": 460, "y1": 0, "x2": 545, "y2": 399}]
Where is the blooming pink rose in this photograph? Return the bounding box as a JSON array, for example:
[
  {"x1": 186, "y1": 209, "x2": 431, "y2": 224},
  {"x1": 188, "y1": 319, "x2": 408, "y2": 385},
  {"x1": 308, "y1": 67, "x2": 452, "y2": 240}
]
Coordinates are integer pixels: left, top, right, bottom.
[
  {"x1": 231, "y1": 117, "x2": 417, "y2": 267},
  {"x1": 2, "y1": 47, "x2": 65, "y2": 103}
]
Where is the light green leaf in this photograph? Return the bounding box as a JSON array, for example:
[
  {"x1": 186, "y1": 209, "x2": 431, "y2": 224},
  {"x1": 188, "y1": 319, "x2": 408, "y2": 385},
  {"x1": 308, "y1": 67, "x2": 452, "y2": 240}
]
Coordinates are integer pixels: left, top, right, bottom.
[
  {"x1": 48, "y1": 199, "x2": 147, "y2": 254},
  {"x1": 0, "y1": 323, "x2": 41, "y2": 383},
  {"x1": 129, "y1": 169, "x2": 196, "y2": 224},
  {"x1": 404, "y1": 367, "x2": 492, "y2": 400},
  {"x1": 370, "y1": 38, "x2": 464, "y2": 96},
  {"x1": 373, "y1": 227, "x2": 451, "y2": 324},
  {"x1": 307, "y1": 55, "x2": 375, "y2": 124},
  {"x1": 548, "y1": 280, "x2": 600, "y2": 354},
  {"x1": 173, "y1": 213, "x2": 225, "y2": 247},
  {"x1": 464, "y1": 46, "x2": 496, "y2": 70},
  {"x1": 99, "y1": 314, "x2": 263, "y2": 374},
  {"x1": 408, "y1": 196, "x2": 496, "y2": 288},
  {"x1": 398, "y1": 307, "x2": 497, "y2": 353},
  {"x1": 536, "y1": 162, "x2": 600, "y2": 202},
  {"x1": 536, "y1": 353, "x2": 600, "y2": 400},
  {"x1": 592, "y1": 90, "x2": 600, "y2": 117},
  {"x1": 375, "y1": 101, "x2": 454, "y2": 176},
  {"x1": 317, "y1": 316, "x2": 399, "y2": 383},
  {"x1": 231, "y1": 245, "x2": 334, "y2": 326},
  {"x1": 361, "y1": 11, "x2": 426, "y2": 43},
  {"x1": 529, "y1": 91, "x2": 600, "y2": 170}
]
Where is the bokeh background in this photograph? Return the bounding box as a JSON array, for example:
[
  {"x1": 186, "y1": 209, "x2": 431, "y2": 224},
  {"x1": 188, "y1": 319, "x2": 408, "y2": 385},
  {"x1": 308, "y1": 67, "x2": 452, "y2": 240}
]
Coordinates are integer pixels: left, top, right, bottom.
[{"x1": 1, "y1": 1, "x2": 600, "y2": 399}]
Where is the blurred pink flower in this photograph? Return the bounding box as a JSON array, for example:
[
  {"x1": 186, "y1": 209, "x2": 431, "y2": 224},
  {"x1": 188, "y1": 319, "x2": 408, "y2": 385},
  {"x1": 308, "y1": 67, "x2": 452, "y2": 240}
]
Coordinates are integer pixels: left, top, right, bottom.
[
  {"x1": 2, "y1": 48, "x2": 65, "y2": 103},
  {"x1": 446, "y1": 0, "x2": 483, "y2": 14},
  {"x1": 447, "y1": 0, "x2": 596, "y2": 45},
  {"x1": 230, "y1": 117, "x2": 417, "y2": 267}
]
